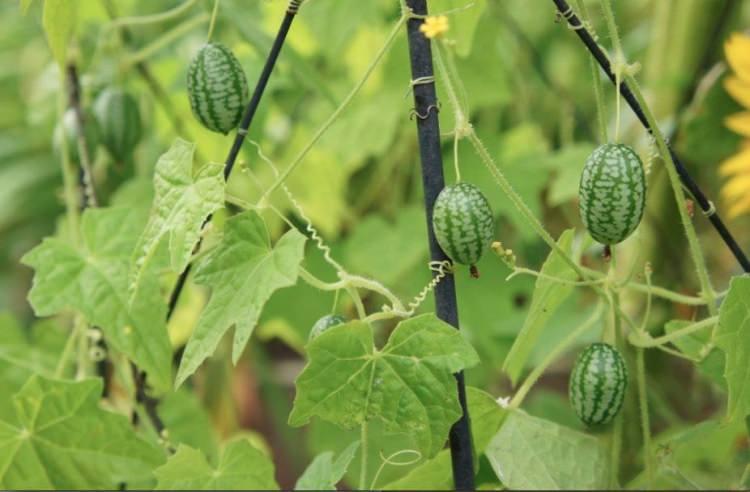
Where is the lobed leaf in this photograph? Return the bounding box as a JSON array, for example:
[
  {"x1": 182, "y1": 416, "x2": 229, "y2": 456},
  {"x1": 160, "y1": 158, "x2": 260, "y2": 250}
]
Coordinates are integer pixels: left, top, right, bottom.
[
  {"x1": 154, "y1": 439, "x2": 277, "y2": 490},
  {"x1": 485, "y1": 409, "x2": 609, "y2": 489},
  {"x1": 129, "y1": 138, "x2": 225, "y2": 304},
  {"x1": 22, "y1": 207, "x2": 173, "y2": 391},
  {"x1": 715, "y1": 276, "x2": 750, "y2": 421},
  {"x1": 295, "y1": 440, "x2": 360, "y2": 490},
  {"x1": 0, "y1": 376, "x2": 164, "y2": 489},
  {"x1": 175, "y1": 210, "x2": 306, "y2": 387},
  {"x1": 288, "y1": 314, "x2": 479, "y2": 458}
]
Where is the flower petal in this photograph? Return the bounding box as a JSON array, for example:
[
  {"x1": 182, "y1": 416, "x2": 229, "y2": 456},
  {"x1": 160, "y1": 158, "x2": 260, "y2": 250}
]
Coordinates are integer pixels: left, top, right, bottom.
[
  {"x1": 720, "y1": 147, "x2": 750, "y2": 176},
  {"x1": 727, "y1": 192, "x2": 750, "y2": 218},
  {"x1": 724, "y1": 76, "x2": 750, "y2": 110},
  {"x1": 722, "y1": 173, "x2": 750, "y2": 200},
  {"x1": 726, "y1": 111, "x2": 750, "y2": 137},
  {"x1": 725, "y1": 33, "x2": 750, "y2": 83}
]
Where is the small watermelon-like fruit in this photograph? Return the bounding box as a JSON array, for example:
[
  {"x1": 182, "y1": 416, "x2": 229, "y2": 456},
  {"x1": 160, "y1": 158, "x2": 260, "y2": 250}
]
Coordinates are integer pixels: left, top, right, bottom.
[
  {"x1": 578, "y1": 143, "x2": 646, "y2": 245},
  {"x1": 432, "y1": 182, "x2": 494, "y2": 266},
  {"x1": 309, "y1": 315, "x2": 347, "y2": 341},
  {"x1": 569, "y1": 342, "x2": 628, "y2": 426},
  {"x1": 187, "y1": 42, "x2": 248, "y2": 134},
  {"x1": 53, "y1": 108, "x2": 100, "y2": 163},
  {"x1": 93, "y1": 88, "x2": 142, "y2": 161}
]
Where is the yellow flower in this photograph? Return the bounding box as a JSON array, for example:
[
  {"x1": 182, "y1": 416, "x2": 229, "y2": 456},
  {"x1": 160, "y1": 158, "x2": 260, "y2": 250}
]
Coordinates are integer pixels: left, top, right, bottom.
[
  {"x1": 720, "y1": 33, "x2": 750, "y2": 218},
  {"x1": 419, "y1": 15, "x2": 449, "y2": 39}
]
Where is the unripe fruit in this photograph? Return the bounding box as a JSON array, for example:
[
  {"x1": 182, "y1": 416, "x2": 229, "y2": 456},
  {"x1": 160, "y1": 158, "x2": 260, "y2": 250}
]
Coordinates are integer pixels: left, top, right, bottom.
[
  {"x1": 93, "y1": 88, "x2": 143, "y2": 161},
  {"x1": 432, "y1": 182, "x2": 494, "y2": 266},
  {"x1": 579, "y1": 143, "x2": 646, "y2": 245},
  {"x1": 53, "y1": 108, "x2": 100, "y2": 163},
  {"x1": 569, "y1": 342, "x2": 628, "y2": 426},
  {"x1": 187, "y1": 42, "x2": 248, "y2": 134}
]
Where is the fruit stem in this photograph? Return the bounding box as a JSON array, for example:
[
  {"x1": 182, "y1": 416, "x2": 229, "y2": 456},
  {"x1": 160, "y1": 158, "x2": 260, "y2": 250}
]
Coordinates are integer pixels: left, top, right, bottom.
[
  {"x1": 206, "y1": 0, "x2": 220, "y2": 41},
  {"x1": 599, "y1": 0, "x2": 624, "y2": 142}
]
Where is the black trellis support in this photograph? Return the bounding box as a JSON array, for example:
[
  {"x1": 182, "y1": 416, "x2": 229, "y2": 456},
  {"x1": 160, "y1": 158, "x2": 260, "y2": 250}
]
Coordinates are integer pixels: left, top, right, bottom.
[
  {"x1": 167, "y1": 0, "x2": 303, "y2": 322},
  {"x1": 552, "y1": 0, "x2": 750, "y2": 273},
  {"x1": 404, "y1": 1, "x2": 475, "y2": 489}
]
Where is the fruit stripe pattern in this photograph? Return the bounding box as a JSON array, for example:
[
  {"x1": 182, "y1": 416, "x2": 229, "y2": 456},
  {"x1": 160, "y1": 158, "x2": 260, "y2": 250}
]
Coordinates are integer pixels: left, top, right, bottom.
[
  {"x1": 569, "y1": 342, "x2": 628, "y2": 426},
  {"x1": 94, "y1": 88, "x2": 142, "y2": 161},
  {"x1": 433, "y1": 182, "x2": 494, "y2": 266},
  {"x1": 309, "y1": 314, "x2": 346, "y2": 341},
  {"x1": 187, "y1": 42, "x2": 249, "y2": 134},
  {"x1": 579, "y1": 143, "x2": 646, "y2": 245}
]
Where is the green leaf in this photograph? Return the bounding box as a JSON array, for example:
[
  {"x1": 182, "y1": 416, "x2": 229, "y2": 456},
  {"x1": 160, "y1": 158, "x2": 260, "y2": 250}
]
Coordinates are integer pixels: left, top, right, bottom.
[
  {"x1": 176, "y1": 211, "x2": 306, "y2": 387},
  {"x1": 154, "y1": 439, "x2": 278, "y2": 490},
  {"x1": 342, "y1": 206, "x2": 427, "y2": 287},
  {"x1": 0, "y1": 314, "x2": 69, "y2": 421},
  {"x1": 715, "y1": 276, "x2": 750, "y2": 421},
  {"x1": 485, "y1": 410, "x2": 608, "y2": 490},
  {"x1": 503, "y1": 229, "x2": 577, "y2": 384},
  {"x1": 130, "y1": 139, "x2": 225, "y2": 303},
  {"x1": 295, "y1": 440, "x2": 360, "y2": 490},
  {"x1": 0, "y1": 375, "x2": 164, "y2": 489},
  {"x1": 42, "y1": 0, "x2": 77, "y2": 68},
  {"x1": 289, "y1": 314, "x2": 479, "y2": 458},
  {"x1": 382, "y1": 387, "x2": 506, "y2": 490},
  {"x1": 22, "y1": 207, "x2": 173, "y2": 392}
]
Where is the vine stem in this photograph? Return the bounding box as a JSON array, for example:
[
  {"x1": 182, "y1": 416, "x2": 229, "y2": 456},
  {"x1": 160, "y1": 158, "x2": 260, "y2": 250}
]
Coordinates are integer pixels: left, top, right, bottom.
[
  {"x1": 510, "y1": 302, "x2": 604, "y2": 408},
  {"x1": 570, "y1": 0, "x2": 607, "y2": 143},
  {"x1": 404, "y1": 1, "x2": 473, "y2": 488},
  {"x1": 123, "y1": 14, "x2": 209, "y2": 68},
  {"x1": 628, "y1": 315, "x2": 718, "y2": 348},
  {"x1": 599, "y1": 0, "x2": 623, "y2": 141},
  {"x1": 608, "y1": 251, "x2": 624, "y2": 488},
  {"x1": 359, "y1": 421, "x2": 369, "y2": 490},
  {"x1": 108, "y1": 0, "x2": 197, "y2": 28},
  {"x1": 636, "y1": 347, "x2": 653, "y2": 486},
  {"x1": 56, "y1": 74, "x2": 81, "y2": 243},
  {"x1": 551, "y1": 0, "x2": 750, "y2": 274},
  {"x1": 623, "y1": 72, "x2": 717, "y2": 316}
]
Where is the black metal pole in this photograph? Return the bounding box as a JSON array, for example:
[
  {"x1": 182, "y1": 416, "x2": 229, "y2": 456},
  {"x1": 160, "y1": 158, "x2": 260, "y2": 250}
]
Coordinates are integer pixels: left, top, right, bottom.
[
  {"x1": 404, "y1": 1, "x2": 475, "y2": 489},
  {"x1": 552, "y1": 0, "x2": 750, "y2": 273},
  {"x1": 167, "y1": 0, "x2": 302, "y2": 321}
]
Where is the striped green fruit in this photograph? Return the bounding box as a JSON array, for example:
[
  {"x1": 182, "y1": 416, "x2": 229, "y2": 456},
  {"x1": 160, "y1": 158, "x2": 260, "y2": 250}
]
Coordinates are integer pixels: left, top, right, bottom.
[
  {"x1": 569, "y1": 342, "x2": 627, "y2": 426},
  {"x1": 187, "y1": 42, "x2": 248, "y2": 134},
  {"x1": 93, "y1": 88, "x2": 142, "y2": 161},
  {"x1": 53, "y1": 108, "x2": 100, "y2": 163},
  {"x1": 433, "y1": 182, "x2": 494, "y2": 266},
  {"x1": 579, "y1": 143, "x2": 646, "y2": 245},
  {"x1": 309, "y1": 315, "x2": 346, "y2": 341}
]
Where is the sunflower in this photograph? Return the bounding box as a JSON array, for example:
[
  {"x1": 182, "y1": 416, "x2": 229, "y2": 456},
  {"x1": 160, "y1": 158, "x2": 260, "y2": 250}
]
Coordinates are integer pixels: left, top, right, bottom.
[{"x1": 720, "y1": 33, "x2": 750, "y2": 218}]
